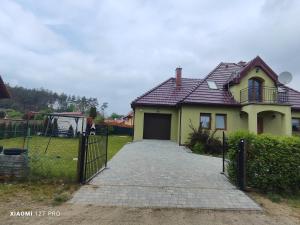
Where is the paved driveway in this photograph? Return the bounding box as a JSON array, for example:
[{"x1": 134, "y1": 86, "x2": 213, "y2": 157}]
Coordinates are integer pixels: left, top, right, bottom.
[{"x1": 70, "y1": 140, "x2": 261, "y2": 210}]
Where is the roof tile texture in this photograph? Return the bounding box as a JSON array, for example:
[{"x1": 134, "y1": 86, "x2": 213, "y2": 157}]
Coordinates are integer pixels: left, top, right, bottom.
[{"x1": 132, "y1": 58, "x2": 300, "y2": 110}]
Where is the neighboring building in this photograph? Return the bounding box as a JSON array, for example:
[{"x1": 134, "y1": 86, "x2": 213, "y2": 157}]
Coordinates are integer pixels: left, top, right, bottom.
[
  {"x1": 131, "y1": 56, "x2": 300, "y2": 144},
  {"x1": 49, "y1": 112, "x2": 87, "y2": 135},
  {"x1": 0, "y1": 76, "x2": 10, "y2": 99},
  {"x1": 123, "y1": 111, "x2": 134, "y2": 127},
  {"x1": 104, "y1": 111, "x2": 134, "y2": 128}
]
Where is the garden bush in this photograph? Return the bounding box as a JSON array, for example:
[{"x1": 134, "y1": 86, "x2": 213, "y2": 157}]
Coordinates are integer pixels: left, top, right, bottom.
[
  {"x1": 227, "y1": 131, "x2": 300, "y2": 194},
  {"x1": 186, "y1": 121, "x2": 223, "y2": 155}
]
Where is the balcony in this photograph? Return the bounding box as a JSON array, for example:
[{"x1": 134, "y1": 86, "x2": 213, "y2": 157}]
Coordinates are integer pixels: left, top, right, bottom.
[{"x1": 240, "y1": 86, "x2": 289, "y2": 104}]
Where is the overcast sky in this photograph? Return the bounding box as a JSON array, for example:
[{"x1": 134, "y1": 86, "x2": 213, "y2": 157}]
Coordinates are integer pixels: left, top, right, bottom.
[{"x1": 0, "y1": 0, "x2": 300, "y2": 114}]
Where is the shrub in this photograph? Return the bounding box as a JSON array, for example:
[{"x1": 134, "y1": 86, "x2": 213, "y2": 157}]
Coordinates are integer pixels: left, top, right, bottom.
[
  {"x1": 227, "y1": 132, "x2": 300, "y2": 194},
  {"x1": 192, "y1": 142, "x2": 205, "y2": 154},
  {"x1": 186, "y1": 120, "x2": 223, "y2": 155}
]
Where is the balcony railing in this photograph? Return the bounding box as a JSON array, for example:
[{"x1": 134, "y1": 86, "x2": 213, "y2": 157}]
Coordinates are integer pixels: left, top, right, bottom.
[{"x1": 240, "y1": 86, "x2": 289, "y2": 104}]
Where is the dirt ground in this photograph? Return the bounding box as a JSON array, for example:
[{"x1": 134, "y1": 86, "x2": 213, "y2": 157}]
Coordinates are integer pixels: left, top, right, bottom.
[{"x1": 1, "y1": 192, "x2": 299, "y2": 225}]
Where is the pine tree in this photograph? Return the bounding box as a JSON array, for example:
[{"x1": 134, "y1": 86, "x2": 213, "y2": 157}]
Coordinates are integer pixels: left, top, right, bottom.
[{"x1": 89, "y1": 106, "x2": 97, "y2": 119}]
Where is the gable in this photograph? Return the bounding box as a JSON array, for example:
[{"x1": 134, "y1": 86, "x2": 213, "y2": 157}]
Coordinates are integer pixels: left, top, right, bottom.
[
  {"x1": 229, "y1": 67, "x2": 277, "y2": 103},
  {"x1": 228, "y1": 56, "x2": 278, "y2": 85}
]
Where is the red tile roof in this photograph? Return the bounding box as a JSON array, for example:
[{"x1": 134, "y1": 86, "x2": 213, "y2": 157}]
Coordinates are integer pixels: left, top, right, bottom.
[
  {"x1": 132, "y1": 78, "x2": 202, "y2": 106},
  {"x1": 182, "y1": 63, "x2": 241, "y2": 105},
  {"x1": 287, "y1": 87, "x2": 300, "y2": 110},
  {"x1": 131, "y1": 57, "x2": 300, "y2": 110}
]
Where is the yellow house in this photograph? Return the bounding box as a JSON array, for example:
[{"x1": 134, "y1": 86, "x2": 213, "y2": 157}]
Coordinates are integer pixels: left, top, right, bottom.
[{"x1": 131, "y1": 56, "x2": 300, "y2": 144}]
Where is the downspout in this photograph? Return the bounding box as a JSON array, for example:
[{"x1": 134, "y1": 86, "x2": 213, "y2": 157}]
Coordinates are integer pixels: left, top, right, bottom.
[
  {"x1": 179, "y1": 106, "x2": 182, "y2": 145},
  {"x1": 132, "y1": 107, "x2": 135, "y2": 142}
]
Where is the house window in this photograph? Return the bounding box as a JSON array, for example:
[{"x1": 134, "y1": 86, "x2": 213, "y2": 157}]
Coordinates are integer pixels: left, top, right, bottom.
[
  {"x1": 207, "y1": 80, "x2": 218, "y2": 89},
  {"x1": 200, "y1": 113, "x2": 211, "y2": 129},
  {"x1": 292, "y1": 118, "x2": 300, "y2": 132},
  {"x1": 248, "y1": 78, "x2": 263, "y2": 102},
  {"x1": 216, "y1": 114, "x2": 227, "y2": 130}
]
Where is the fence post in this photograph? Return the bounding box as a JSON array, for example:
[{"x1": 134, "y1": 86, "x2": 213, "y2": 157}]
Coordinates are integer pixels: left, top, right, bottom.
[
  {"x1": 237, "y1": 139, "x2": 246, "y2": 190},
  {"x1": 77, "y1": 133, "x2": 86, "y2": 184},
  {"x1": 222, "y1": 131, "x2": 225, "y2": 173},
  {"x1": 105, "y1": 125, "x2": 108, "y2": 167}
]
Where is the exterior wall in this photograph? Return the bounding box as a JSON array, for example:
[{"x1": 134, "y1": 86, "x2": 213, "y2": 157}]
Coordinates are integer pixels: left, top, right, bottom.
[
  {"x1": 259, "y1": 111, "x2": 283, "y2": 135},
  {"x1": 230, "y1": 68, "x2": 276, "y2": 103},
  {"x1": 242, "y1": 104, "x2": 292, "y2": 136},
  {"x1": 180, "y1": 105, "x2": 245, "y2": 144},
  {"x1": 133, "y1": 106, "x2": 178, "y2": 141}
]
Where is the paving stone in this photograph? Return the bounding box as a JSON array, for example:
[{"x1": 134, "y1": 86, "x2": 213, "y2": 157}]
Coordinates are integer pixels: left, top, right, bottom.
[{"x1": 70, "y1": 140, "x2": 261, "y2": 210}]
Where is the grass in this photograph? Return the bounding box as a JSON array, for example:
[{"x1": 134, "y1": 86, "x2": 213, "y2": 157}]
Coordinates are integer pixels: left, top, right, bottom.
[
  {"x1": 0, "y1": 135, "x2": 131, "y2": 205},
  {"x1": 266, "y1": 192, "x2": 300, "y2": 208},
  {"x1": 0, "y1": 182, "x2": 78, "y2": 206},
  {"x1": 0, "y1": 135, "x2": 131, "y2": 182}
]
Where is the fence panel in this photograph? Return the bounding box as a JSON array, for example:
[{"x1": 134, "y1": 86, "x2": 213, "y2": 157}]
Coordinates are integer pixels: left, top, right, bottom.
[{"x1": 78, "y1": 126, "x2": 108, "y2": 184}]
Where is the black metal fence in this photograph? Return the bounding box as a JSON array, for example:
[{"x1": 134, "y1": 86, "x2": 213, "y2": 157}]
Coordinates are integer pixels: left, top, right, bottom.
[
  {"x1": 78, "y1": 126, "x2": 108, "y2": 184},
  {"x1": 0, "y1": 118, "x2": 84, "y2": 182},
  {"x1": 240, "y1": 86, "x2": 289, "y2": 104},
  {"x1": 0, "y1": 120, "x2": 44, "y2": 139}
]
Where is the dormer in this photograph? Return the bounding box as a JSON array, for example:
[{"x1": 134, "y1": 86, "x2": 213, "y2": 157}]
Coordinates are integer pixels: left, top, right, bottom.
[{"x1": 226, "y1": 56, "x2": 288, "y2": 104}]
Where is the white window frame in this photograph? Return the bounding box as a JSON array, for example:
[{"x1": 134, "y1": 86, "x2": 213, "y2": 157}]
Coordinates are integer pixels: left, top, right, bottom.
[{"x1": 207, "y1": 80, "x2": 218, "y2": 89}]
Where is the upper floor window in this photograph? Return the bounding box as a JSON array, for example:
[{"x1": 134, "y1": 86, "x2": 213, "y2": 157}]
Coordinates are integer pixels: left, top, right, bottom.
[
  {"x1": 248, "y1": 78, "x2": 263, "y2": 102},
  {"x1": 292, "y1": 118, "x2": 300, "y2": 132},
  {"x1": 200, "y1": 113, "x2": 211, "y2": 129},
  {"x1": 216, "y1": 114, "x2": 227, "y2": 130},
  {"x1": 207, "y1": 80, "x2": 218, "y2": 89}
]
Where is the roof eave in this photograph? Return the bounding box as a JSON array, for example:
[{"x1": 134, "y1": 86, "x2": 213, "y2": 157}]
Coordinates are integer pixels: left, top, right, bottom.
[
  {"x1": 178, "y1": 101, "x2": 241, "y2": 108},
  {"x1": 131, "y1": 102, "x2": 177, "y2": 108}
]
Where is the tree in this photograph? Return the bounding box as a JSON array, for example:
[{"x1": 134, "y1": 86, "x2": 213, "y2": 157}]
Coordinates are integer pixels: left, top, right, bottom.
[
  {"x1": 66, "y1": 104, "x2": 76, "y2": 112},
  {"x1": 89, "y1": 106, "x2": 97, "y2": 119},
  {"x1": 100, "y1": 102, "x2": 108, "y2": 118},
  {"x1": 110, "y1": 113, "x2": 123, "y2": 119},
  {"x1": 0, "y1": 83, "x2": 100, "y2": 114}
]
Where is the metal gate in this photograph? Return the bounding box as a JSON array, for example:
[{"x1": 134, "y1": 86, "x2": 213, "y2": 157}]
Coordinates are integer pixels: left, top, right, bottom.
[{"x1": 78, "y1": 126, "x2": 108, "y2": 184}]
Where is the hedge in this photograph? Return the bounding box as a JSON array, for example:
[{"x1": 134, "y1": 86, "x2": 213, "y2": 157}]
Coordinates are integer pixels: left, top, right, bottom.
[{"x1": 227, "y1": 131, "x2": 300, "y2": 194}]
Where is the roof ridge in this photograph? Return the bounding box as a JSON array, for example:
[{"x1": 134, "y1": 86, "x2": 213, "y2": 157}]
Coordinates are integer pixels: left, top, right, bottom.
[
  {"x1": 179, "y1": 63, "x2": 223, "y2": 103},
  {"x1": 131, "y1": 77, "x2": 172, "y2": 105}
]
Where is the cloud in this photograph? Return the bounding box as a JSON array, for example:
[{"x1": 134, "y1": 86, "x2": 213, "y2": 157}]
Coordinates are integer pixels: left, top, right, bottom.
[{"x1": 0, "y1": 0, "x2": 300, "y2": 114}]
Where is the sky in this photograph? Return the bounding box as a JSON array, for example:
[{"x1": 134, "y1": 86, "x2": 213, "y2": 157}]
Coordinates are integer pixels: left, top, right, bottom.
[{"x1": 0, "y1": 0, "x2": 300, "y2": 114}]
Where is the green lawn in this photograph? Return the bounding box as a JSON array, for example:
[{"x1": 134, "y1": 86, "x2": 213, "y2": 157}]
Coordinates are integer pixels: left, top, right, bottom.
[{"x1": 0, "y1": 135, "x2": 131, "y2": 182}]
